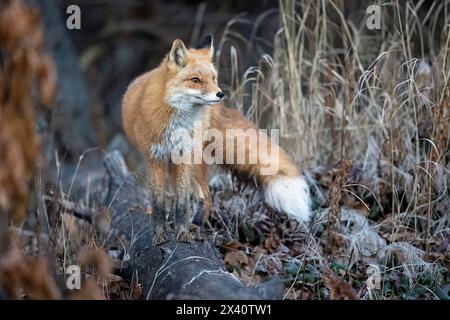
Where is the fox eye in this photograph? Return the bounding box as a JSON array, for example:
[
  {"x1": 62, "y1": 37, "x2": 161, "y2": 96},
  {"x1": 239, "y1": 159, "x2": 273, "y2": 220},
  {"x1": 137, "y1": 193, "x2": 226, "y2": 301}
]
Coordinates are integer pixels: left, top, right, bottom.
[{"x1": 191, "y1": 77, "x2": 201, "y2": 83}]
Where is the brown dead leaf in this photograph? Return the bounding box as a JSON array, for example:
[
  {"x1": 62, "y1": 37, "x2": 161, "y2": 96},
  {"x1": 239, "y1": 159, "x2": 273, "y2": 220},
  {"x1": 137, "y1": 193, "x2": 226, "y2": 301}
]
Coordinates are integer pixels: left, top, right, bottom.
[
  {"x1": 224, "y1": 250, "x2": 248, "y2": 268},
  {"x1": 224, "y1": 240, "x2": 244, "y2": 250},
  {"x1": 323, "y1": 268, "x2": 358, "y2": 300},
  {"x1": 264, "y1": 232, "x2": 281, "y2": 253}
]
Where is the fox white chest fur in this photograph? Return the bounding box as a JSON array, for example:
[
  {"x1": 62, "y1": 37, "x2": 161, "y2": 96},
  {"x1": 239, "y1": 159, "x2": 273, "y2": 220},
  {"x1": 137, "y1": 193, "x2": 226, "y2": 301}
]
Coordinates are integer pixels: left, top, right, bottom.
[{"x1": 149, "y1": 106, "x2": 206, "y2": 161}]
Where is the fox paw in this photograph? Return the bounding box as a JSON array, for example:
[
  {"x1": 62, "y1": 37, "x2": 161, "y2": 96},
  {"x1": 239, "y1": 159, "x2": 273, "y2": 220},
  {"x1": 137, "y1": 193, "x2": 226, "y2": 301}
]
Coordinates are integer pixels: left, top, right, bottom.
[
  {"x1": 152, "y1": 231, "x2": 169, "y2": 246},
  {"x1": 176, "y1": 228, "x2": 194, "y2": 243}
]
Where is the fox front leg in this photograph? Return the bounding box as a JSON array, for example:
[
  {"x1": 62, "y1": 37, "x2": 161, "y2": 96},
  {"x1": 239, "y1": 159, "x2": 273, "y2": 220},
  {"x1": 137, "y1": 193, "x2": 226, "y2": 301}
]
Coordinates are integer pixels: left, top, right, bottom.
[
  {"x1": 172, "y1": 163, "x2": 194, "y2": 243},
  {"x1": 148, "y1": 159, "x2": 169, "y2": 246},
  {"x1": 192, "y1": 163, "x2": 211, "y2": 227}
]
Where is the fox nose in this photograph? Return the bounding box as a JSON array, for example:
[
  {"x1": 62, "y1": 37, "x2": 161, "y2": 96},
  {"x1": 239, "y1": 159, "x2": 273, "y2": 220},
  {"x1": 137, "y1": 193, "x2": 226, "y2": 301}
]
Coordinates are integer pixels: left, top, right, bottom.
[{"x1": 216, "y1": 91, "x2": 225, "y2": 99}]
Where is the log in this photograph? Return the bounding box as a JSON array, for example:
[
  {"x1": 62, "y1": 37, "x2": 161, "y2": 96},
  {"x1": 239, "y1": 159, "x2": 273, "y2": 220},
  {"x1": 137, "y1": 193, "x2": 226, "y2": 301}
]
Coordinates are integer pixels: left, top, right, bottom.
[{"x1": 102, "y1": 151, "x2": 283, "y2": 300}]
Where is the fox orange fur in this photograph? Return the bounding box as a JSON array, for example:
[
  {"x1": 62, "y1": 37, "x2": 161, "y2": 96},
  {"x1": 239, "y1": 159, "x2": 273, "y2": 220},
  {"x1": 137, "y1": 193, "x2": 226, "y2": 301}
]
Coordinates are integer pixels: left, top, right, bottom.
[{"x1": 122, "y1": 35, "x2": 311, "y2": 245}]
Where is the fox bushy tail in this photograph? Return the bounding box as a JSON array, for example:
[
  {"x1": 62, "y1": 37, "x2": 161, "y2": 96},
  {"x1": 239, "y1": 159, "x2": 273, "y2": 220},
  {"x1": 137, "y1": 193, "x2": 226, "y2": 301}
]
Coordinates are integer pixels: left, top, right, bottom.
[{"x1": 210, "y1": 105, "x2": 311, "y2": 224}]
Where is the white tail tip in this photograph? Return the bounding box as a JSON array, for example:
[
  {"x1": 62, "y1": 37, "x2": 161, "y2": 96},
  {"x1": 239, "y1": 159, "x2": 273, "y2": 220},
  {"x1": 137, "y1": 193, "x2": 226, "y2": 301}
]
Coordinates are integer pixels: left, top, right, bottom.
[{"x1": 264, "y1": 176, "x2": 311, "y2": 224}]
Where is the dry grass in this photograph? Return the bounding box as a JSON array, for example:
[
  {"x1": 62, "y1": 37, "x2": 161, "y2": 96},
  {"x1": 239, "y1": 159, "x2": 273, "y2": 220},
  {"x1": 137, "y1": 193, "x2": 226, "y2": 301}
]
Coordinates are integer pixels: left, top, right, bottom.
[
  {"x1": 214, "y1": 0, "x2": 449, "y2": 299},
  {"x1": 1, "y1": 0, "x2": 449, "y2": 300}
]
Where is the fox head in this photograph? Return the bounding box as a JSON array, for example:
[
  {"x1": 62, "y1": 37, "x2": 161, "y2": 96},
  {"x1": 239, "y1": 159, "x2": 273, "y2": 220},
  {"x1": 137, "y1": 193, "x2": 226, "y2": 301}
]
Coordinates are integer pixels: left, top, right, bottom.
[{"x1": 165, "y1": 35, "x2": 224, "y2": 109}]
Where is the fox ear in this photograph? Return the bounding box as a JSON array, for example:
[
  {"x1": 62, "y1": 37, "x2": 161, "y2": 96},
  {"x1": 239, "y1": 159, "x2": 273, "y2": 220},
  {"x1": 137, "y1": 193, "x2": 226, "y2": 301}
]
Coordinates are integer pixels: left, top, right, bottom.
[
  {"x1": 196, "y1": 33, "x2": 214, "y2": 58},
  {"x1": 169, "y1": 39, "x2": 189, "y2": 69}
]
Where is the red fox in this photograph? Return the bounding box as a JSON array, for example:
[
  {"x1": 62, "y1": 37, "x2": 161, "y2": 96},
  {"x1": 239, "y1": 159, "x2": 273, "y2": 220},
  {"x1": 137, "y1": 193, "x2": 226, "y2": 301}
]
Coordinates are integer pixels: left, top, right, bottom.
[{"x1": 122, "y1": 35, "x2": 311, "y2": 245}]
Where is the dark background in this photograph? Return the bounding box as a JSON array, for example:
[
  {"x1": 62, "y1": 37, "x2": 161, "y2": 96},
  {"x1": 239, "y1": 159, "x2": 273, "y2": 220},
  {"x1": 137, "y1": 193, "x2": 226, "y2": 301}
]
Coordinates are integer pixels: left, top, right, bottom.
[{"x1": 33, "y1": 0, "x2": 384, "y2": 163}]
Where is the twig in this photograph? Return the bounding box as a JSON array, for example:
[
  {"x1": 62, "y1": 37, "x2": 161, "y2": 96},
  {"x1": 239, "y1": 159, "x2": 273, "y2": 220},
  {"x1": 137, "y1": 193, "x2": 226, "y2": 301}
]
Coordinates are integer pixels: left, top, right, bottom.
[{"x1": 42, "y1": 195, "x2": 94, "y2": 223}]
